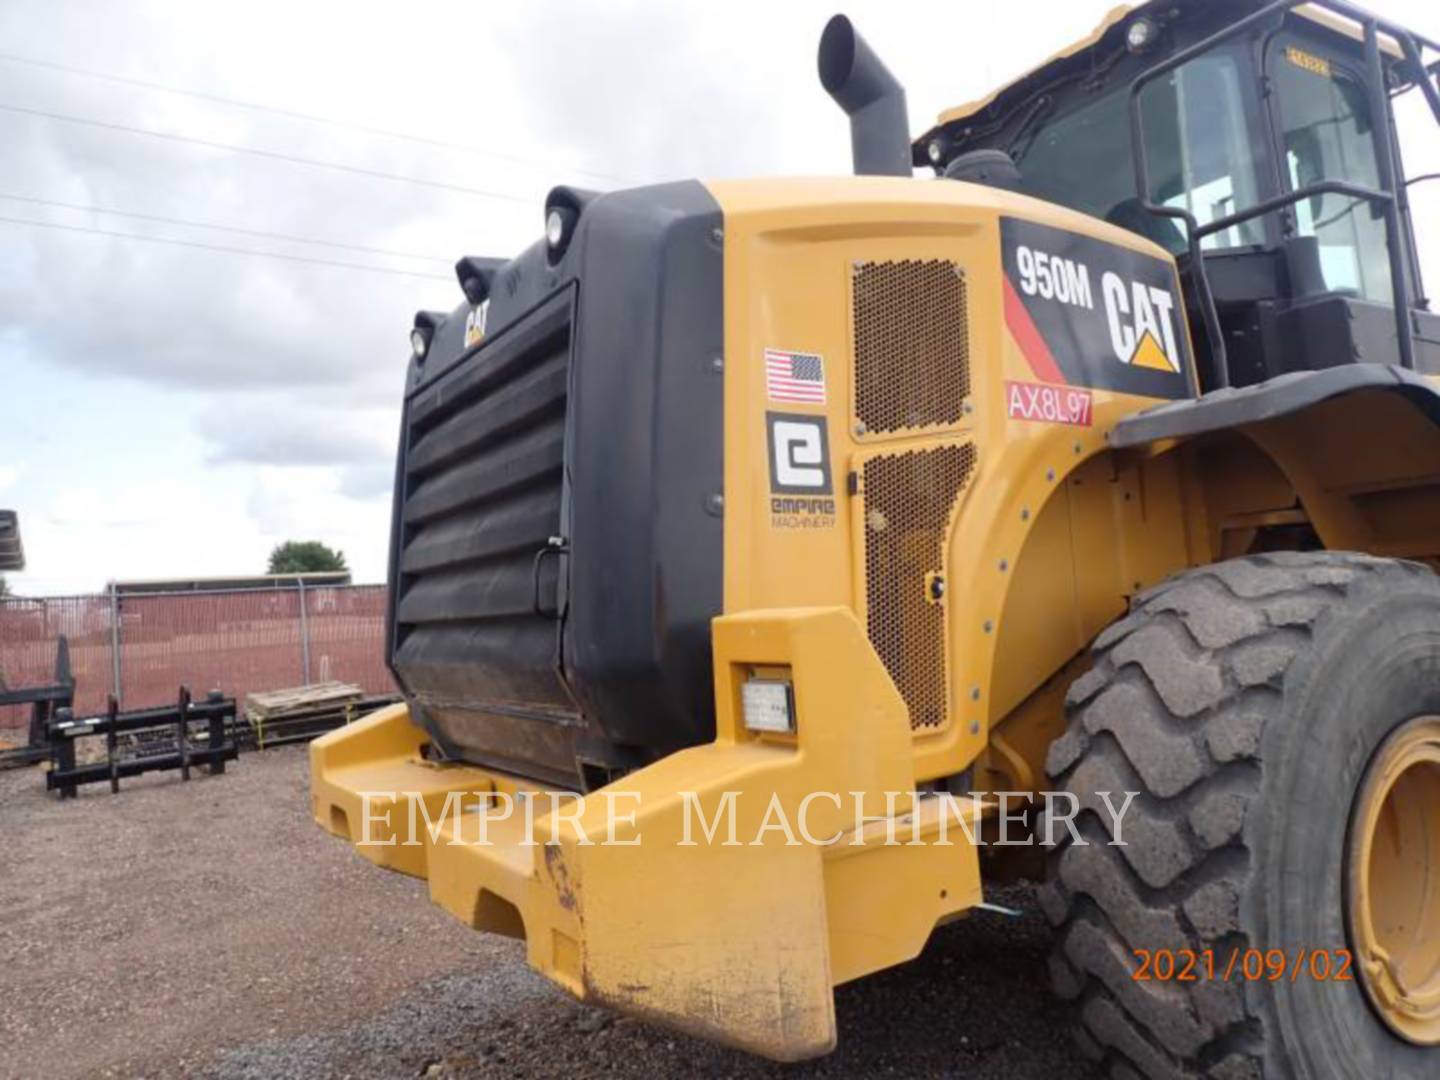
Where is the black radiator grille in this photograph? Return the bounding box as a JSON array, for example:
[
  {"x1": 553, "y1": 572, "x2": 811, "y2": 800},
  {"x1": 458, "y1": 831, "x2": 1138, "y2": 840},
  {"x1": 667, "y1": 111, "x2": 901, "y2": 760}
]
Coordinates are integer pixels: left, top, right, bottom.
[{"x1": 391, "y1": 293, "x2": 574, "y2": 721}]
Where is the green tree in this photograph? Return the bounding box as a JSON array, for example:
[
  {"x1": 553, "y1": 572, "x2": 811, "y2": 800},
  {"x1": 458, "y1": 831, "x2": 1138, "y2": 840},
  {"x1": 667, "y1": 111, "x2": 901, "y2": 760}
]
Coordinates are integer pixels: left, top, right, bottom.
[{"x1": 267, "y1": 540, "x2": 348, "y2": 575}]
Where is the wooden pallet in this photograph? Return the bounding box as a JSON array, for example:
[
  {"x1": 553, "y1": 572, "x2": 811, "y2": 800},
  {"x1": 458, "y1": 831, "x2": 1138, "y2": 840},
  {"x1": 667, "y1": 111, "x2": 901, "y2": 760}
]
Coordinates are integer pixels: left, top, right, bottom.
[
  {"x1": 238, "y1": 693, "x2": 399, "y2": 750},
  {"x1": 244, "y1": 681, "x2": 364, "y2": 722}
]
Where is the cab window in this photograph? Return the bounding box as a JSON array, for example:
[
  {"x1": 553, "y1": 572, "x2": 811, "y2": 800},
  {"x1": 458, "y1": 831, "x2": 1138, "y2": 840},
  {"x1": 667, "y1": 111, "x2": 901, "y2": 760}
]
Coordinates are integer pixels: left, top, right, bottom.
[
  {"x1": 1013, "y1": 49, "x2": 1264, "y2": 255},
  {"x1": 1138, "y1": 50, "x2": 1265, "y2": 251},
  {"x1": 1269, "y1": 33, "x2": 1392, "y2": 301}
]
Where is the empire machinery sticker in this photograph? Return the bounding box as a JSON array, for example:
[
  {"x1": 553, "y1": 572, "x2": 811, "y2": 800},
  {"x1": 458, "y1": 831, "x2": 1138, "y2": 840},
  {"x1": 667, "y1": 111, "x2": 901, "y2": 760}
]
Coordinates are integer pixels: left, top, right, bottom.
[
  {"x1": 766, "y1": 411, "x2": 836, "y2": 529},
  {"x1": 1001, "y1": 217, "x2": 1193, "y2": 424}
]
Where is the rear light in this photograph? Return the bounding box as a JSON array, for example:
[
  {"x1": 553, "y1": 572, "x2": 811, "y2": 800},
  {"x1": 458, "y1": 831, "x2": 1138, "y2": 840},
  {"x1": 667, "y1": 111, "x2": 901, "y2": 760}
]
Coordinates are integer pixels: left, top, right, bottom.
[
  {"x1": 410, "y1": 310, "x2": 446, "y2": 365},
  {"x1": 741, "y1": 678, "x2": 795, "y2": 734},
  {"x1": 543, "y1": 187, "x2": 595, "y2": 265},
  {"x1": 545, "y1": 205, "x2": 578, "y2": 262},
  {"x1": 546, "y1": 208, "x2": 567, "y2": 248}
]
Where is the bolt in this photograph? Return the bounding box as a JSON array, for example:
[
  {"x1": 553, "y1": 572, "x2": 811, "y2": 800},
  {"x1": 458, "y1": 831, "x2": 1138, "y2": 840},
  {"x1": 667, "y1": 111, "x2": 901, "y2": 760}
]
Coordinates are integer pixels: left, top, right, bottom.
[
  {"x1": 1073, "y1": 442, "x2": 1082, "y2": 455},
  {"x1": 854, "y1": 421, "x2": 867, "y2": 437},
  {"x1": 710, "y1": 355, "x2": 724, "y2": 373},
  {"x1": 970, "y1": 686, "x2": 980, "y2": 702},
  {"x1": 983, "y1": 620, "x2": 994, "y2": 634},
  {"x1": 962, "y1": 401, "x2": 974, "y2": 415},
  {"x1": 710, "y1": 227, "x2": 724, "y2": 244},
  {"x1": 970, "y1": 720, "x2": 981, "y2": 735},
  {"x1": 999, "y1": 559, "x2": 1009, "y2": 572},
  {"x1": 1046, "y1": 469, "x2": 1056, "y2": 482},
  {"x1": 1021, "y1": 507, "x2": 1030, "y2": 522},
  {"x1": 705, "y1": 493, "x2": 724, "y2": 517},
  {"x1": 929, "y1": 575, "x2": 946, "y2": 601}
]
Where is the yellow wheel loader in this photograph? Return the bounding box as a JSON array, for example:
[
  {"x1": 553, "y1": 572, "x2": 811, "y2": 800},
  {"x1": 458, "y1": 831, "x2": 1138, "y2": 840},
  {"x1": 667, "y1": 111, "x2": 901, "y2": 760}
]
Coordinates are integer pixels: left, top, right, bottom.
[{"x1": 311, "y1": 0, "x2": 1440, "y2": 1074}]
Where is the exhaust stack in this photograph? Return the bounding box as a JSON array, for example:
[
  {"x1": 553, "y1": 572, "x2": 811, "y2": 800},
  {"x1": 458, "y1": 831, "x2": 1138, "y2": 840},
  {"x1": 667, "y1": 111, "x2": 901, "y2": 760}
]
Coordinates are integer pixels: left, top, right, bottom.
[{"x1": 817, "y1": 14, "x2": 912, "y2": 177}]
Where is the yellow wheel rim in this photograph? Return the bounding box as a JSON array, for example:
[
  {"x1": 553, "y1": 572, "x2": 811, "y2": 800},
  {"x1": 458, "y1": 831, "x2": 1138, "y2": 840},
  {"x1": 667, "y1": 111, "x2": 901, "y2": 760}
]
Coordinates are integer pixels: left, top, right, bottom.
[{"x1": 1348, "y1": 716, "x2": 1440, "y2": 1045}]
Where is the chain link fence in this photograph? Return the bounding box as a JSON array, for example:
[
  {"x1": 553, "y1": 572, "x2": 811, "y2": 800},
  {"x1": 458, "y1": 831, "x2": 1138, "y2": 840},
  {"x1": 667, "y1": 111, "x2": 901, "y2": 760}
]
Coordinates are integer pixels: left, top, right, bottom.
[{"x1": 0, "y1": 584, "x2": 395, "y2": 733}]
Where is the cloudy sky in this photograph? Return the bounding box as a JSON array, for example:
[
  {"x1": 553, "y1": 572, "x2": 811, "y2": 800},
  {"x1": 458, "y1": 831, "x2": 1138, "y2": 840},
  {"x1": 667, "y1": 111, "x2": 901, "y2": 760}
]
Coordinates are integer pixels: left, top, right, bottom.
[{"x1": 0, "y1": 0, "x2": 1436, "y2": 595}]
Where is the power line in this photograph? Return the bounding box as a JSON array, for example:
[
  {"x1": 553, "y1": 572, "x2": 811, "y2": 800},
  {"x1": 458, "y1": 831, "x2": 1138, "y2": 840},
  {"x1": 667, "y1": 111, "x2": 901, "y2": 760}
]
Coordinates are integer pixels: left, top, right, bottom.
[
  {"x1": 0, "y1": 101, "x2": 541, "y2": 203},
  {"x1": 0, "y1": 192, "x2": 452, "y2": 263},
  {"x1": 0, "y1": 213, "x2": 453, "y2": 280},
  {"x1": 0, "y1": 50, "x2": 628, "y2": 185}
]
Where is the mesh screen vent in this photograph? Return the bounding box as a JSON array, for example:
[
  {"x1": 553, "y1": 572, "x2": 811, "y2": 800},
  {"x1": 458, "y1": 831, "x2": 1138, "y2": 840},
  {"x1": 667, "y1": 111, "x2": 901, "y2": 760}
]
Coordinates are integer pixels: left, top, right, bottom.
[
  {"x1": 862, "y1": 443, "x2": 976, "y2": 729},
  {"x1": 852, "y1": 259, "x2": 970, "y2": 435}
]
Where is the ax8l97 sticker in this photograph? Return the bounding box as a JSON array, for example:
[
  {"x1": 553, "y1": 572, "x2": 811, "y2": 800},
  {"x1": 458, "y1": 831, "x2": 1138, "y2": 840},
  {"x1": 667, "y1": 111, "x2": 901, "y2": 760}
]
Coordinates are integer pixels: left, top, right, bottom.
[
  {"x1": 1001, "y1": 217, "x2": 1195, "y2": 410},
  {"x1": 1006, "y1": 380, "x2": 1093, "y2": 427}
]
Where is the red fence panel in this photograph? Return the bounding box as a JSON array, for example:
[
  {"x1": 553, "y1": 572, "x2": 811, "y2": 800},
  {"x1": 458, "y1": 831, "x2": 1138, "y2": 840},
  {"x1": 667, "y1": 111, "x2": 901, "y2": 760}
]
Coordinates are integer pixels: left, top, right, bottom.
[
  {"x1": 0, "y1": 585, "x2": 396, "y2": 735},
  {"x1": 0, "y1": 595, "x2": 114, "y2": 731},
  {"x1": 302, "y1": 586, "x2": 395, "y2": 694},
  {"x1": 118, "y1": 589, "x2": 307, "y2": 710}
]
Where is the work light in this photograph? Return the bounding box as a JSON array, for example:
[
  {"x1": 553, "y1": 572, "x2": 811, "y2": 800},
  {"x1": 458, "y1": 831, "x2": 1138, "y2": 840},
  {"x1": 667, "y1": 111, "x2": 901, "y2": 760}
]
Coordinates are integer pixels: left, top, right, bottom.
[
  {"x1": 1126, "y1": 17, "x2": 1158, "y2": 52},
  {"x1": 741, "y1": 678, "x2": 795, "y2": 734}
]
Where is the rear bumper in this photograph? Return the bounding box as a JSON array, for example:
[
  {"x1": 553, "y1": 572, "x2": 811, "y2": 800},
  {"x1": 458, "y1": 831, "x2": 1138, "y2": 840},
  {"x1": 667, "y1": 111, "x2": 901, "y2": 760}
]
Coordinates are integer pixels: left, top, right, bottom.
[{"x1": 311, "y1": 607, "x2": 983, "y2": 1061}]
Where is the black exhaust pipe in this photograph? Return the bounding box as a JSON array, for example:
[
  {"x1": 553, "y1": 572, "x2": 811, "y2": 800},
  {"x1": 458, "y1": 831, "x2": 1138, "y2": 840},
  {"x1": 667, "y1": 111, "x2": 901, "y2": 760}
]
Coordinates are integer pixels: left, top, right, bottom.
[{"x1": 817, "y1": 14, "x2": 912, "y2": 178}]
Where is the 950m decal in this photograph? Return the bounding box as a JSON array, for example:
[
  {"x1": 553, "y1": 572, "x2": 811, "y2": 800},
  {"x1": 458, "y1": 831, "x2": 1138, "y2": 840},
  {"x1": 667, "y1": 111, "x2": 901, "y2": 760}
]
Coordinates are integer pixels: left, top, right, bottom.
[{"x1": 1001, "y1": 217, "x2": 1193, "y2": 402}]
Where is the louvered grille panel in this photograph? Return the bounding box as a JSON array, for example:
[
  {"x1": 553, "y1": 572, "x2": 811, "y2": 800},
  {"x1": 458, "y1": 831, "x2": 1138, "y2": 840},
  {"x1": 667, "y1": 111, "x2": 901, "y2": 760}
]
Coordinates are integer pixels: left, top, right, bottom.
[
  {"x1": 391, "y1": 296, "x2": 573, "y2": 721},
  {"x1": 853, "y1": 259, "x2": 970, "y2": 435},
  {"x1": 862, "y1": 444, "x2": 976, "y2": 729}
]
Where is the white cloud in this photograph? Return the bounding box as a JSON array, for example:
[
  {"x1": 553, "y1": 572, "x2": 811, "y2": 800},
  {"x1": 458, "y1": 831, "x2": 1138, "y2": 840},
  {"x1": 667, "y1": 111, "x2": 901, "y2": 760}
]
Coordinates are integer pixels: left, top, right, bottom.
[
  {"x1": 198, "y1": 398, "x2": 397, "y2": 468},
  {"x1": 0, "y1": 0, "x2": 1435, "y2": 597}
]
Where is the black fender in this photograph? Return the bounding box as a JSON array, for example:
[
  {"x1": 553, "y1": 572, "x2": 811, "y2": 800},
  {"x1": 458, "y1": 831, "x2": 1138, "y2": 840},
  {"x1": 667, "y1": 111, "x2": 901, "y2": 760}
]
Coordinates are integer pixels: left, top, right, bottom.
[{"x1": 1108, "y1": 365, "x2": 1440, "y2": 449}]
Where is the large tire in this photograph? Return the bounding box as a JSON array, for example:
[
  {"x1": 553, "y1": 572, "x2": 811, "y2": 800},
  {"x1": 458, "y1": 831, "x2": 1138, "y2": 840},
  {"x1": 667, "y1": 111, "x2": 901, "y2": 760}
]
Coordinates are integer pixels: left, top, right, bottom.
[{"x1": 1042, "y1": 552, "x2": 1440, "y2": 1079}]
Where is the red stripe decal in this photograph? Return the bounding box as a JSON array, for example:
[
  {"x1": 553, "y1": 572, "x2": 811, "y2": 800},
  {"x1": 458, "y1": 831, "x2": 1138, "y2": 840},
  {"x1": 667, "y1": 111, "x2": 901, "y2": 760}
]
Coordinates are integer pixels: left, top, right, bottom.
[{"x1": 1003, "y1": 277, "x2": 1067, "y2": 386}]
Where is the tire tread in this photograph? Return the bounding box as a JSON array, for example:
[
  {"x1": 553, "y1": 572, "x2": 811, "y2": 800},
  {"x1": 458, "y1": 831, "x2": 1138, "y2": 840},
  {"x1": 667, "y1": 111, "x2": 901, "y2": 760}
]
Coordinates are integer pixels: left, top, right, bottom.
[{"x1": 1044, "y1": 552, "x2": 1425, "y2": 1079}]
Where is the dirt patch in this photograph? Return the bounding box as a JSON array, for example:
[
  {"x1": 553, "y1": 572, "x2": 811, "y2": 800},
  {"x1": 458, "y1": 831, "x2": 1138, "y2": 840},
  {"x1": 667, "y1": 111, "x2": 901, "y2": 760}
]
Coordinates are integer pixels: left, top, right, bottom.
[{"x1": 0, "y1": 749, "x2": 1095, "y2": 1079}]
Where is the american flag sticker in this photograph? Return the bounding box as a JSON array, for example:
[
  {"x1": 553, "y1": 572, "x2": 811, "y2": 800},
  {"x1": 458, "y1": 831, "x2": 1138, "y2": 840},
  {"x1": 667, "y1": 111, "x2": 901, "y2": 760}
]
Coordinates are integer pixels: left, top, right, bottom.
[{"x1": 765, "y1": 348, "x2": 827, "y2": 405}]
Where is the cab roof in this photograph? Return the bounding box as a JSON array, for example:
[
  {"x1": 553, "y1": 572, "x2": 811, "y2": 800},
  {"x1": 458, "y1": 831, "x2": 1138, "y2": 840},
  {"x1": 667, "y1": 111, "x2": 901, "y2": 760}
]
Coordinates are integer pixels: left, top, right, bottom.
[{"x1": 914, "y1": 0, "x2": 1425, "y2": 160}]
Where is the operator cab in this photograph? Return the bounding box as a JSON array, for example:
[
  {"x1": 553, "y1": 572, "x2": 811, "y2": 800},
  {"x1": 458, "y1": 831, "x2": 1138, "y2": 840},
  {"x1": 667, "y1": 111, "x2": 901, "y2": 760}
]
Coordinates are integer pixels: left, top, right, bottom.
[{"x1": 917, "y1": 0, "x2": 1440, "y2": 388}]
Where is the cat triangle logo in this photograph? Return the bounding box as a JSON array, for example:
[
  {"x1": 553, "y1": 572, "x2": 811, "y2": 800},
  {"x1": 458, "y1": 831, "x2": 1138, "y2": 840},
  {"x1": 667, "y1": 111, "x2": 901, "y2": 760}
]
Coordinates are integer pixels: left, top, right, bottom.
[
  {"x1": 1102, "y1": 270, "x2": 1183, "y2": 376},
  {"x1": 1130, "y1": 330, "x2": 1180, "y2": 373}
]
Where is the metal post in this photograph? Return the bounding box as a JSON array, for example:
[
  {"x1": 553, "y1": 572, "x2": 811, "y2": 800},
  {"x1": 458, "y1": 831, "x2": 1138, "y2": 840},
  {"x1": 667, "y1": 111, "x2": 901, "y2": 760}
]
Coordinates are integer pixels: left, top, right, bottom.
[
  {"x1": 1364, "y1": 17, "x2": 1416, "y2": 369},
  {"x1": 175, "y1": 685, "x2": 191, "y2": 782},
  {"x1": 108, "y1": 582, "x2": 122, "y2": 706},
  {"x1": 106, "y1": 695, "x2": 120, "y2": 795},
  {"x1": 297, "y1": 579, "x2": 312, "y2": 686}
]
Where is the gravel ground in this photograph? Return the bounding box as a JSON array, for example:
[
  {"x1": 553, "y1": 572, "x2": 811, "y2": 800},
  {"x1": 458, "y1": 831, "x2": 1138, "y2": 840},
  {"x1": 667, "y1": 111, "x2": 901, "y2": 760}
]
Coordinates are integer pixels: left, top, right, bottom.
[{"x1": 0, "y1": 747, "x2": 1096, "y2": 1079}]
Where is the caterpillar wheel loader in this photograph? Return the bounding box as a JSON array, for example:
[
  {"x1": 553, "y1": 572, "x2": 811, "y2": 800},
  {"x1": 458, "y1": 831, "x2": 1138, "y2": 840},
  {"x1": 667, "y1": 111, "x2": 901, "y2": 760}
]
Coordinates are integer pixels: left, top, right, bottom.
[{"x1": 311, "y1": 0, "x2": 1440, "y2": 1074}]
